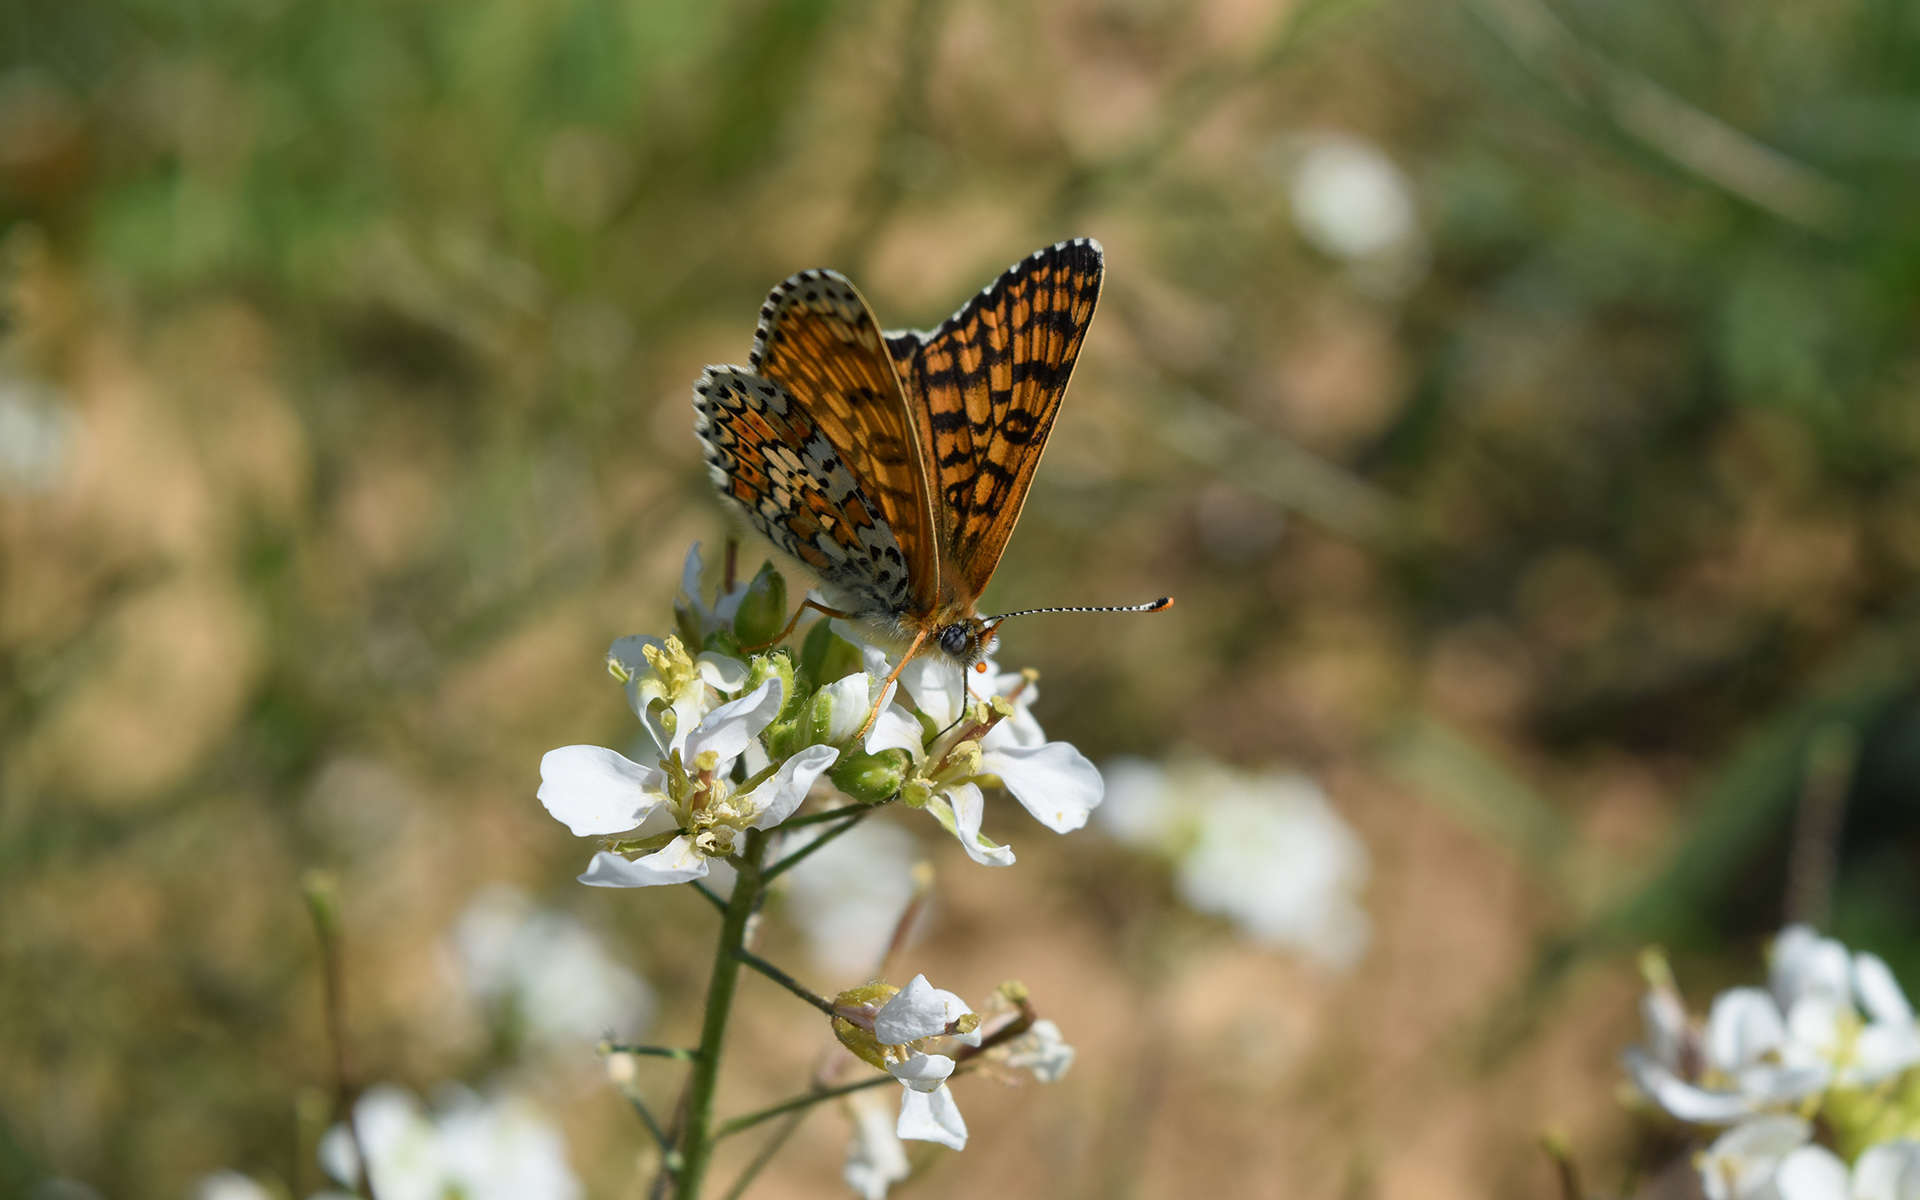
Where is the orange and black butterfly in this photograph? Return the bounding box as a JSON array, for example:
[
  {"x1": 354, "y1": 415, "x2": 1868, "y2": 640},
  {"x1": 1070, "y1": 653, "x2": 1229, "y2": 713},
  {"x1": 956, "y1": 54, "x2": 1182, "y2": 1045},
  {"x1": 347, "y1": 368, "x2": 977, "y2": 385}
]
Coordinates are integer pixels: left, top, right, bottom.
[{"x1": 692, "y1": 239, "x2": 1168, "y2": 679}]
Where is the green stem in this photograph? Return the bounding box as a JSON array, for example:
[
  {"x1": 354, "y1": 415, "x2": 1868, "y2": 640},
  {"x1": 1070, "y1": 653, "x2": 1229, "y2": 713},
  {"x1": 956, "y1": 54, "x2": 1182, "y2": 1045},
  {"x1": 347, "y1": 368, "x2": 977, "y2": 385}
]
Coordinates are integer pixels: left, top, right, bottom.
[
  {"x1": 603, "y1": 1043, "x2": 704, "y2": 1061},
  {"x1": 714, "y1": 1075, "x2": 896, "y2": 1141},
  {"x1": 762, "y1": 810, "x2": 867, "y2": 883},
  {"x1": 734, "y1": 948, "x2": 836, "y2": 1016},
  {"x1": 674, "y1": 829, "x2": 769, "y2": 1197}
]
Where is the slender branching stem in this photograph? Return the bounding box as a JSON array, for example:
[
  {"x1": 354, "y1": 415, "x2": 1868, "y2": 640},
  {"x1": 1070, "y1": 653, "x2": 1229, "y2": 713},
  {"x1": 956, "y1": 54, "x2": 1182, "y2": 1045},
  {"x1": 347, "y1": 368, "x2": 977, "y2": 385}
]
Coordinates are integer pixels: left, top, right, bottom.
[
  {"x1": 734, "y1": 948, "x2": 836, "y2": 1016},
  {"x1": 762, "y1": 810, "x2": 868, "y2": 883},
  {"x1": 691, "y1": 880, "x2": 727, "y2": 914},
  {"x1": 714, "y1": 1075, "x2": 897, "y2": 1141},
  {"x1": 603, "y1": 1043, "x2": 704, "y2": 1061}
]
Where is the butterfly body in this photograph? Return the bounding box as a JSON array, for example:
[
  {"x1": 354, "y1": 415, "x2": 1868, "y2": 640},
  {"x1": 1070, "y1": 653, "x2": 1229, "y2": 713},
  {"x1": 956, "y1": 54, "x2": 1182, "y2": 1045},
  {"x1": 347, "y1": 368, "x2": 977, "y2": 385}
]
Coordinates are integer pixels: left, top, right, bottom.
[{"x1": 693, "y1": 239, "x2": 1106, "y2": 669}]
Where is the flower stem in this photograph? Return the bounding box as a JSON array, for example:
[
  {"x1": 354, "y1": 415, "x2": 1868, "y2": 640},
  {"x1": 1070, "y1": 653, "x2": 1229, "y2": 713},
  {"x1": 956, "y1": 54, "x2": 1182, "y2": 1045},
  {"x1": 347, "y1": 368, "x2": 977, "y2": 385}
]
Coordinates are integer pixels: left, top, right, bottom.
[
  {"x1": 734, "y1": 948, "x2": 836, "y2": 1016},
  {"x1": 713, "y1": 1075, "x2": 896, "y2": 1140},
  {"x1": 674, "y1": 828, "x2": 769, "y2": 1197},
  {"x1": 762, "y1": 810, "x2": 867, "y2": 883}
]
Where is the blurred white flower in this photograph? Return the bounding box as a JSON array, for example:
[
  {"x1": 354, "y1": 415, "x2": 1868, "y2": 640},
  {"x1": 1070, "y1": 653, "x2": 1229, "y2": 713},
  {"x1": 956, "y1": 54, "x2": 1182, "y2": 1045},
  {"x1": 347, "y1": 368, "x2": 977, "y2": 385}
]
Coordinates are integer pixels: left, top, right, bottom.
[
  {"x1": 1280, "y1": 133, "x2": 1426, "y2": 295},
  {"x1": 1287, "y1": 134, "x2": 1418, "y2": 260},
  {"x1": 448, "y1": 885, "x2": 654, "y2": 1046},
  {"x1": 779, "y1": 818, "x2": 921, "y2": 974},
  {"x1": 674, "y1": 542, "x2": 749, "y2": 641},
  {"x1": 999, "y1": 1018, "x2": 1075, "y2": 1084},
  {"x1": 1098, "y1": 758, "x2": 1371, "y2": 968},
  {"x1": 0, "y1": 375, "x2": 72, "y2": 494},
  {"x1": 317, "y1": 1084, "x2": 580, "y2": 1200},
  {"x1": 190, "y1": 1172, "x2": 273, "y2": 1200},
  {"x1": 843, "y1": 1088, "x2": 912, "y2": 1200},
  {"x1": 1624, "y1": 982, "x2": 1828, "y2": 1125},
  {"x1": 1698, "y1": 1115, "x2": 1848, "y2": 1200}
]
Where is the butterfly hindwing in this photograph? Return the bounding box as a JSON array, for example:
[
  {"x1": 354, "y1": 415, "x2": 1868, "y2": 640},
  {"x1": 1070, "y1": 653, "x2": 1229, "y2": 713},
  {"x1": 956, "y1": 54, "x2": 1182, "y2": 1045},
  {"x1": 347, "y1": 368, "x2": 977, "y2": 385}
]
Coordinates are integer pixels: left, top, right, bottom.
[
  {"x1": 694, "y1": 367, "x2": 917, "y2": 616},
  {"x1": 885, "y1": 238, "x2": 1103, "y2": 605}
]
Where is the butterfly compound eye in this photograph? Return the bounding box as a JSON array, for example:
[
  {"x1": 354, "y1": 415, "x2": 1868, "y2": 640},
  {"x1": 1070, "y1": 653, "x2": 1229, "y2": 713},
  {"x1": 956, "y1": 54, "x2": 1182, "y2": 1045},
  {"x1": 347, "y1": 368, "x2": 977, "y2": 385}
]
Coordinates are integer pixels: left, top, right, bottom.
[{"x1": 937, "y1": 623, "x2": 972, "y2": 659}]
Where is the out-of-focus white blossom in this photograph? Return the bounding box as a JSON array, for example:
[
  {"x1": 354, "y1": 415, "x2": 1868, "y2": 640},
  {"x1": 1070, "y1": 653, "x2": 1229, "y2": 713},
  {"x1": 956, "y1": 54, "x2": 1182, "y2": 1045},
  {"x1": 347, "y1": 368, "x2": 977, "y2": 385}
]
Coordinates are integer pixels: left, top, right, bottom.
[
  {"x1": 843, "y1": 1088, "x2": 912, "y2": 1200},
  {"x1": 1625, "y1": 930, "x2": 1920, "y2": 1199},
  {"x1": 1281, "y1": 133, "x2": 1426, "y2": 294},
  {"x1": 317, "y1": 1084, "x2": 580, "y2": 1200},
  {"x1": 779, "y1": 818, "x2": 921, "y2": 974},
  {"x1": 447, "y1": 885, "x2": 654, "y2": 1045},
  {"x1": 1099, "y1": 757, "x2": 1371, "y2": 968},
  {"x1": 0, "y1": 375, "x2": 73, "y2": 494},
  {"x1": 190, "y1": 1172, "x2": 274, "y2": 1200},
  {"x1": 999, "y1": 1018, "x2": 1075, "y2": 1084}
]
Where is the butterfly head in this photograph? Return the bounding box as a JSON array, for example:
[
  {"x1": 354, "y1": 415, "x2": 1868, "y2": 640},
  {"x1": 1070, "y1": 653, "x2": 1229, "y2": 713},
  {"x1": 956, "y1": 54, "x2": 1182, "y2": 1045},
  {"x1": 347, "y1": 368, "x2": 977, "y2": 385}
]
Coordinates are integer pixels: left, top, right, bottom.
[{"x1": 935, "y1": 617, "x2": 1001, "y2": 671}]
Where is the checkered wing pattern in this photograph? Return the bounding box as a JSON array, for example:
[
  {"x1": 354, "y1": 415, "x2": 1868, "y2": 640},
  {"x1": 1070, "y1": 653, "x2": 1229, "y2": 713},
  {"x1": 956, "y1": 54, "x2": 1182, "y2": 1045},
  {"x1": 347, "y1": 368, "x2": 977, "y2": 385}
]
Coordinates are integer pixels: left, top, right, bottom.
[
  {"x1": 693, "y1": 270, "x2": 939, "y2": 617},
  {"x1": 885, "y1": 238, "x2": 1103, "y2": 605}
]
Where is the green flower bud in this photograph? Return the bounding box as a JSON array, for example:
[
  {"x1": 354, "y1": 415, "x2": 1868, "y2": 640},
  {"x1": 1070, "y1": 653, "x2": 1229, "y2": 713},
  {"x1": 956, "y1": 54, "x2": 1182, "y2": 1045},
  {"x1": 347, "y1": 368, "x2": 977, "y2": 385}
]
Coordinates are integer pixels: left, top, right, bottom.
[
  {"x1": 732, "y1": 562, "x2": 788, "y2": 648},
  {"x1": 800, "y1": 618, "x2": 862, "y2": 686},
  {"x1": 831, "y1": 749, "x2": 911, "y2": 804}
]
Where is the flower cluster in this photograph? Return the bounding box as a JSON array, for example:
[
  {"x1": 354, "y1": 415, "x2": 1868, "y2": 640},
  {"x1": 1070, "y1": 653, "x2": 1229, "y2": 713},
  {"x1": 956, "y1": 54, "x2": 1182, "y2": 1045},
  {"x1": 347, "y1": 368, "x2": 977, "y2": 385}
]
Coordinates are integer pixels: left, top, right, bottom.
[
  {"x1": 535, "y1": 546, "x2": 1090, "y2": 1178},
  {"x1": 537, "y1": 545, "x2": 1106, "y2": 884},
  {"x1": 1625, "y1": 926, "x2": 1920, "y2": 1198},
  {"x1": 195, "y1": 1085, "x2": 580, "y2": 1200}
]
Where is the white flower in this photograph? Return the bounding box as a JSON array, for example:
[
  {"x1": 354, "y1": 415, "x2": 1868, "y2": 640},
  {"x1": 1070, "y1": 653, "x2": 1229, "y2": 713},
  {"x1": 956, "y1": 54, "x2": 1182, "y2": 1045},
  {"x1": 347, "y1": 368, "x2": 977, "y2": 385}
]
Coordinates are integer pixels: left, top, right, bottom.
[
  {"x1": 835, "y1": 624, "x2": 1104, "y2": 854},
  {"x1": 1625, "y1": 985, "x2": 1828, "y2": 1125},
  {"x1": 870, "y1": 974, "x2": 977, "y2": 1151},
  {"x1": 675, "y1": 542, "x2": 749, "y2": 639},
  {"x1": 1697, "y1": 1115, "x2": 1848, "y2": 1200},
  {"x1": 779, "y1": 818, "x2": 921, "y2": 974},
  {"x1": 608, "y1": 634, "x2": 749, "y2": 761},
  {"x1": 999, "y1": 1018, "x2": 1075, "y2": 1084},
  {"x1": 447, "y1": 885, "x2": 654, "y2": 1045},
  {"x1": 1098, "y1": 758, "x2": 1371, "y2": 968},
  {"x1": 1770, "y1": 927, "x2": 1920, "y2": 1089},
  {"x1": 1284, "y1": 133, "x2": 1421, "y2": 263},
  {"x1": 538, "y1": 679, "x2": 839, "y2": 887},
  {"x1": 843, "y1": 1089, "x2": 912, "y2": 1200},
  {"x1": 318, "y1": 1084, "x2": 581, "y2": 1200}
]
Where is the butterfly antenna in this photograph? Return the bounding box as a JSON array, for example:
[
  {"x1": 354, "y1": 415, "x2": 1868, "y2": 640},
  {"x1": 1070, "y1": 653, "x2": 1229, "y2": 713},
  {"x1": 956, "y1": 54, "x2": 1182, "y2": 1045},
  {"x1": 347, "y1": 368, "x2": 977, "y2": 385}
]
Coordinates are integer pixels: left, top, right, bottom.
[{"x1": 985, "y1": 597, "x2": 1174, "y2": 626}]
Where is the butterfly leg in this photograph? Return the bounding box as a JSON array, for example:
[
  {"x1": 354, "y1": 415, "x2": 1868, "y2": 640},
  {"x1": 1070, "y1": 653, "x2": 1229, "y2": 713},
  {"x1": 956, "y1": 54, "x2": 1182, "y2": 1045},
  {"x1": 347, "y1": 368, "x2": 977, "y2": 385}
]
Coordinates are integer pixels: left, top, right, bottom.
[
  {"x1": 854, "y1": 626, "x2": 930, "y2": 742},
  {"x1": 739, "y1": 597, "x2": 857, "y2": 653}
]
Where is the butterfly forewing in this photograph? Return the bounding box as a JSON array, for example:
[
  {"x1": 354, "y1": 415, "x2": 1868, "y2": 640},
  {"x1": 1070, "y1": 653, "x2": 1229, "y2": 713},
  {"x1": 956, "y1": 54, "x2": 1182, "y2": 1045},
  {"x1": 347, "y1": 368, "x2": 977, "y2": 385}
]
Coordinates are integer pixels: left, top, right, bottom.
[
  {"x1": 885, "y1": 238, "x2": 1104, "y2": 606},
  {"x1": 693, "y1": 269, "x2": 939, "y2": 618}
]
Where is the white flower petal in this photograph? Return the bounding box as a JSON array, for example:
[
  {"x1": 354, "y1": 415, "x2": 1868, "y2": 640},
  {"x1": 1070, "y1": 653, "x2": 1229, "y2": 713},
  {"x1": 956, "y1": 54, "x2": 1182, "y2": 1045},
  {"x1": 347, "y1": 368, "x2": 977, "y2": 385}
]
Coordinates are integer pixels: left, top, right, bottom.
[
  {"x1": 898, "y1": 653, "x2": 966, "y2": 728},
  {"x1": 1853, "y1": 1141, "x2": 1920, "y2": 1200},
  {"x1": 695, "y1": 651, "x2": 750, "y2": 692},
  {"x1": 843, "y1": 1090, "x2": 911, "y2": 1200},
  {"x1": 1856, "y1": 952, "x2": 1915, "y2": 1026},
  {"x1": 683, "y1": 678, "x2": 783, "y2": 766},
  {"x1": 680, "y1": 543, "x2": 705, "y2": 599},
  {"x1": 1705, "y1": 988, "x2": 1788, "y2": 1072},
  {"x1": 1853, "y1": 1022, "x2": 1920, "y2": 1084},
  {"x1": 578, "y1": 840, "x2": 710, "y2": 888},
  {"x1": 1774, "y1": 1145, "x2": 1849, "y2": 1200},
  {"x1": 895, "y1": 1083, "x2": 967, "y2": 1151},
  {"x1": 1002, "y1": 1019, "x2": 1075, "y2": 1083},
  {"x1": 609, "y1": 634, "x2": 664, "y2": 679},
  {"x1": 1642, "y1": 983, "x2": 1691, "y2": 1071},
  {"x1": 537, "y1": 746, "x2": 665, "y2": 836},
  {"x1": 742, "y1": 744, "x2": 840, "y2": 830},
  {"x1": 865, "y1": 704, "x2": 922, "y2": 756},
  {"x1": 1624, "y1": 1049, "x2": 1769, "y2": 1125},
  {"x1": 1771, "y1": 925, "x2": 1852, "y2": 1009},
  {"x1": 874, "y1": 974, "x2": 971, "y2": 1044},
  {"x1": 982, "y1": 741, "x2": 1103, "y2": 833},
  {"x1": 939, "y1": 782, "x2": 1015, "y2": 867},
  {"x1": 1697, "y1": 1115, "x2": 1813, "y2": 1200},
  {"x1": 822, "y1": 673, "x2": 874, "y2": 744}
]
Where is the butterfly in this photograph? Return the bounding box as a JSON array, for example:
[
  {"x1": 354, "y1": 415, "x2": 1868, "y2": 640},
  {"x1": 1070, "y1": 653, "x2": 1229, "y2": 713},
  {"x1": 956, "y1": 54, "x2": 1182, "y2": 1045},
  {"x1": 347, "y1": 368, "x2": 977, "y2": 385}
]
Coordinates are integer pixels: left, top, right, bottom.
[{"x1": 692, "y1": 238, "x2": 1169, "y2": 692}]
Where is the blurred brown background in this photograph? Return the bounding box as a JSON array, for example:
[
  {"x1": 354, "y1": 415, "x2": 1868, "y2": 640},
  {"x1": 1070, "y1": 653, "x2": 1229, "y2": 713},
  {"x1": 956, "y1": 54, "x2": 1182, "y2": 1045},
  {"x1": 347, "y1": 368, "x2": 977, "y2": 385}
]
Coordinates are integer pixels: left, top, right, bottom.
[{"x1": 5, "y1": 0, "x2": 1920, "y2": 1195}]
